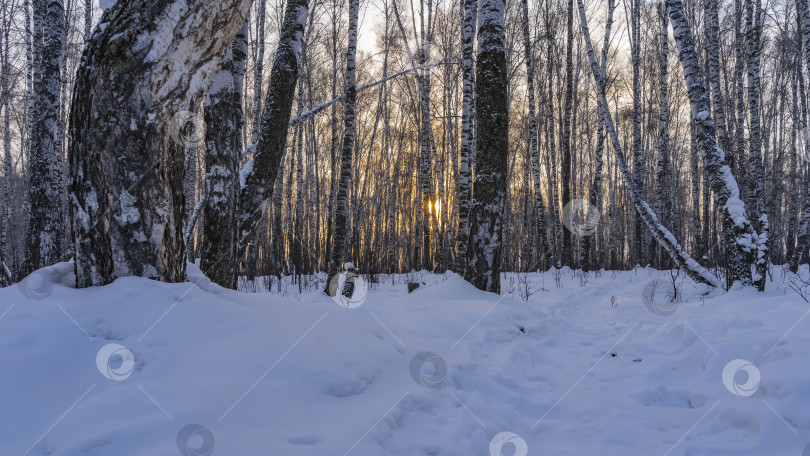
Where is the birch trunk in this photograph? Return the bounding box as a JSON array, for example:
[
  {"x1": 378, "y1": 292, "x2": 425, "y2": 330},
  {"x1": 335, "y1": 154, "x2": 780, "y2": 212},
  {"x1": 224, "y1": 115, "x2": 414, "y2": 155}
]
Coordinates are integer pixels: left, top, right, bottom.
[
  {"x1": 744, "y1": 0, "x2": 768, "y2": 290},
  {"x1": 328, "y1": 0, "x2": 359, "y2": 277},
  {"x1": 577, "y1": 0, "x2": 722, "y2": 288},
  {"x1": 667, "y1": 0, "x2": 756, "y2": 287},
  {"x1": 69, "y1": 0, "x2": 252, "y2": 287},
  {"x1": 236, "y1": 0, "x2": 310, "y2": 255},
  {"x1": 456, "y1": 0, "x2": 475, "y2": 273},
  {"x1": 522, "y1": 0, "x2": 549, "y2": 270},
  {"x1": 561, "y1": 0, "x2": 574, "y2": 268},
  {"x1": 24, "y1": 0, "x2": 65, "y2": 275},
  {"x1": 584, "y1": 0, "x2": 614, "y2": 271},
  {"x1": 654, "y1": 2, "x2": 671, "y2": 267},
  {"x1": 704, "y1": 0, "x2": 730, "y2": 153},
  {"x1": 200, "y1": 20, "x2": 249, "y2": 289},
  {"x1": 630, "y1": 0, "x2": 644, "y2": 266},
  {"x1": 466, "y1": 0, "x2": 507, "y2": 293},
  {"x1": 252, "y1": 0, "x2": 267, "y2": 143}
]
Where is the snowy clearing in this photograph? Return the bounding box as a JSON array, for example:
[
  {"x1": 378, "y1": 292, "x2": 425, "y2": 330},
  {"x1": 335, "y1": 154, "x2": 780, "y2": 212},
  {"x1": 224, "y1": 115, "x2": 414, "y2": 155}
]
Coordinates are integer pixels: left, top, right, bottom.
[{"x1": 1, "y1": 264, "x2": 810, "y2": 455}]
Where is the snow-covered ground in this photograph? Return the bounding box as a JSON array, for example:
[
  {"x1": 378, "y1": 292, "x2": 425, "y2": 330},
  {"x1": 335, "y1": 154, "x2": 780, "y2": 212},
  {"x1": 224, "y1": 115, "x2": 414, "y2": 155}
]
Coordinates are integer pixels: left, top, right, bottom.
[{"x1": 2, "y1": 263, "x2": 810, "y2": 455}]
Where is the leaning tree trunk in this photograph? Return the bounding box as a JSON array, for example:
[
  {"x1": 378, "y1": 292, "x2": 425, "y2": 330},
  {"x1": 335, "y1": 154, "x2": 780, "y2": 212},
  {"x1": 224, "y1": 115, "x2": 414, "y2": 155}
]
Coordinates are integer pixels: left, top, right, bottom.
[
  {"x1": 236, "y1": 0, "x2": 311, "y2": 255},
  {"x1": 69, "y1": 0, "x2": 252, "y2": 288},
  {"x1": 200, "y1": 20, "x2": 249, "y2": 289},
  {"x1": 666, "y1": 0, "x2": 756, "y2": 288},
  {"x1": 577, "y1": 0, "x2": 723, "y2": 288},
  {"x1": 24, "y1": 0, "x2": 65, "y2": 276},
  {"x1": 584, "y1": 0, "x2": 614, "y2": 272},
  {"x1": 466, "y1": 0, "x2": 507, "y2": 293}
]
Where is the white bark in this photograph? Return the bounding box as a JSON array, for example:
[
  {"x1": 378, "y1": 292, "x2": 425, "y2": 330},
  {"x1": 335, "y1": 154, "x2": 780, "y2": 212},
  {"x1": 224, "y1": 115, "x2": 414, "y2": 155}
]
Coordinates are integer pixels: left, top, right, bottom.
[
  {"x1": 69, "y1": 0, "x2": 252, "y2": 287},
  {"x1": 666, "y1": 0, "x2": 757, "y2": 287},
  {"x1": 577, "y1": 0, "x2": 722, "y2": 288}
]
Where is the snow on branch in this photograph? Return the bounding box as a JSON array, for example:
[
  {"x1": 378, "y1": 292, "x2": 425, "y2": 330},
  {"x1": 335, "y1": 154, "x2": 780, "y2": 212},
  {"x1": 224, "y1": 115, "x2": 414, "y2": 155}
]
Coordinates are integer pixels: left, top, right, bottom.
[{"x1": 288, "y1": 54, "x2": 459, "y2": 127}]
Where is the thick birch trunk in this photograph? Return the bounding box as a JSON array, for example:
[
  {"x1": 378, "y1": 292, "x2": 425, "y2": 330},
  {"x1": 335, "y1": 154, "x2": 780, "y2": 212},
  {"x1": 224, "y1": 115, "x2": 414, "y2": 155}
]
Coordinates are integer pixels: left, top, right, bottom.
[
  {"x1": 200, "y1": 20, "x2": 248, "y2": 289},
  {"x1": 69, "y1": 0, "x2": 252, "y2": 287},
  {"x1": 466, "y1": 0, "x2": 507, "y2": 293},
  {"x1": 24, "y1": 0, "x2": 65, "y2": 275}
]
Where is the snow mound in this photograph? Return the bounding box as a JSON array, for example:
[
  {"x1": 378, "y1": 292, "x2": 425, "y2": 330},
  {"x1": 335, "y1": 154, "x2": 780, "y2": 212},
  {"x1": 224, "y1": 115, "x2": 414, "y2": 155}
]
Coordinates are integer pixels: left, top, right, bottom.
[{"x1": 1, "y1": 265, "x2": 809, "y2": 455}]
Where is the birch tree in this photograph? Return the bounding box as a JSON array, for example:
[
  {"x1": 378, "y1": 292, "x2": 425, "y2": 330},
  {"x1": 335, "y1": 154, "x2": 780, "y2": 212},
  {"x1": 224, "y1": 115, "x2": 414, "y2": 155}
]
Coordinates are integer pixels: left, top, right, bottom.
[
  {"x1": 791, "y1": 0, "x2": 810, "y2": 272},
  {"x1": 561, "y1": 0, "x2": 574, "y2": 267},
  {"x1": 577, "y1": 0, "x2": 722, "y2": 288},
  {"x1": 704, "y1": 0, "x2": 730, "y2": 154},
  {"x1": 1, "y1": 0, "x2": 18, "y2": 280},
  {"x1": 252, "y1": 0, "x2": 267, "y2": 142},
  {"x1": 629, "y1": 0, "x2": 643, "y2": 265},
  {"x1": 328, "y1": 0, "x2": 359, "y2": 278},
  {"x1": 745, "y1": 0, "x2": 768, "y2": 290},
  {"x1": 456, "y1": 0, "x2": 475, "y2": 272},
  {"x1": 236, "y1": 0, "x2": 311, "y2": 255},
  {"x1": 68, "y1": 0, "x2": 252, "y2": 287},
  {"x1": 584, "y1": 0, "x2": 614, "y2": 271},
  {"x1": 24, "y1": 0, "x2": 65, "y2": 275},
  {"x1": 522, "y1": 0, "x2": 549, "y2": 271},
  {"x1": 466, "y1": 0, "x2": 507, "y2": 292},
  {"x1": 666, "y1": 0, "x2": 757, "y2": 287},
  {"x1": 654, "y1": 1, "x2": 671, "y2": 266},
  {"x1": 200, "y1": 20, "x2": 249, "y2": 289}
]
